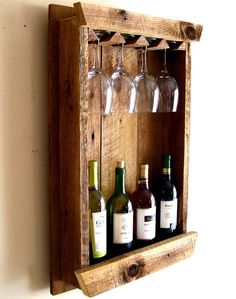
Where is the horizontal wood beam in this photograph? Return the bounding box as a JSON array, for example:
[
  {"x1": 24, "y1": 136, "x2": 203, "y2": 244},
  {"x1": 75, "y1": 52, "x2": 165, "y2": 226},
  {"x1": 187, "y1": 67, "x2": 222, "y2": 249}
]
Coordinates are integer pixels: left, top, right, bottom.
[
  {"x1": 75, "y1": 232, "x2": 198, "y2": 297},
  {"x1": 74, "y1": 2, "x2": 202, "y2": 42}
]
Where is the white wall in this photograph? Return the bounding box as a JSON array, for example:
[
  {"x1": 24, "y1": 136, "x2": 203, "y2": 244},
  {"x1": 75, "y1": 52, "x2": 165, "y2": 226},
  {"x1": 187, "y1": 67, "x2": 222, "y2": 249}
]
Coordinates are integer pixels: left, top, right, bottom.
[{"x1": 1, "y1": 0, "x2": 236, "y2": 298}]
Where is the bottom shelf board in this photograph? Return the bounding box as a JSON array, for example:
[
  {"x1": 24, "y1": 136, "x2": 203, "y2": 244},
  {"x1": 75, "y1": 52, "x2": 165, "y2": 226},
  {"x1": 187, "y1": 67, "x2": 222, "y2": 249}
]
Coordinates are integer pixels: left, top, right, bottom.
[{"x1": 75, "y1": 231, "x2": 197, "y2": 297}]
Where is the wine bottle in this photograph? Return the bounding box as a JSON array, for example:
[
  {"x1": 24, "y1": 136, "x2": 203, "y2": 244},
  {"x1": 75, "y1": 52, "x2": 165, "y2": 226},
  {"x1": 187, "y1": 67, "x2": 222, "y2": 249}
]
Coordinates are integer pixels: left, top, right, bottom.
[
  {"x1": 158, "y1": 155, "x2": 178, "y2": 239},
  {"x1": 107, "y1": 160, "x2": 133, "y2": 256},
  {"x1": 131, "y1": 164, "x2": 156, "y2": 247},
  {"x1": 88, "y1": 160, "x2": 107, "y2": 263}
]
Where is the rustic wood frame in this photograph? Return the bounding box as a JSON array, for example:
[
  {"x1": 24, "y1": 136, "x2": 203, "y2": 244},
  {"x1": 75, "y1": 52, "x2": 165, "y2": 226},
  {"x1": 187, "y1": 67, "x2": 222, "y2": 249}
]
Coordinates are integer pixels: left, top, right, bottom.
[{"x1": 49, "y1": 2, "x2": 202, "y2": 296}]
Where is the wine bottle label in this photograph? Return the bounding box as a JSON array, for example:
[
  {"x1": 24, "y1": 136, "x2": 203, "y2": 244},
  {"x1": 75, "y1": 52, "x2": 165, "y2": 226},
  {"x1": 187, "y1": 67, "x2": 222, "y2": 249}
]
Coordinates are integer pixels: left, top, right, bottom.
[
  {"x1": 160, "y1": 198, "x2": 177, "y2": 229},
  {"x1": 113, "y1": 212, "x2": 133, "y2": 244},
  {"x1": 90, "y1": 210, "x2": 107, "y2": 258},
  {"x1": 137, "y1": 207, "x2": 156, "y2": 240}
]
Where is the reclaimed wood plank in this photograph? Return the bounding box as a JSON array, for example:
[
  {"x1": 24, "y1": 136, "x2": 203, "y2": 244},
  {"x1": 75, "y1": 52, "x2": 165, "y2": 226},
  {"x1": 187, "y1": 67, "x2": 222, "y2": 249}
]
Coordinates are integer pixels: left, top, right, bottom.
[
  {"x1": 74, "y1": 2, "x2": 203, "y2": 42},
  {"x1": 48, "y1": 4, "x2": 77, "y2": 295},
  {"x1": 58, "y1": 16, "x2": 81, "y2": 289},
  {"x1": 125, "y1": 35, "x2": 149, "y2": 48},
  {"x1": 182, "y1": 43, "x2": 191, "y2": 233},
  {"x1": 75, "y1": 232, "x2": 198, "y2": 297},
  {"x1": 100, "y1": 32, "x2": 125, "y2": 46},
  {"x1": 58, "y1": 16, "x2": 89, "y2": 289},
  {"x1": 148, "y1": 38, "x2": 169, "y2": 50},
  {"x1": 100, "y1": 46, "x2": 138, "y2": 199}
]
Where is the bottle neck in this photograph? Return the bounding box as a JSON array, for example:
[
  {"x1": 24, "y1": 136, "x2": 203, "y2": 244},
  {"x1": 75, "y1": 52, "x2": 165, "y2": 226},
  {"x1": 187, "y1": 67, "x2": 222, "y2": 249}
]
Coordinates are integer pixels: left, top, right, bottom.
[
  {"x1": 138, "y1": 178, "x2": 149, "y2": 189},
  {"x1": 162, "y1": 168, "x2": 171, "y2": 180},
  {"x1": 89, "y1": 166, "x2": 98, "y2": 190},
  {"x1": 115, "y1": 167, "x2": 125, "y2": 193}
]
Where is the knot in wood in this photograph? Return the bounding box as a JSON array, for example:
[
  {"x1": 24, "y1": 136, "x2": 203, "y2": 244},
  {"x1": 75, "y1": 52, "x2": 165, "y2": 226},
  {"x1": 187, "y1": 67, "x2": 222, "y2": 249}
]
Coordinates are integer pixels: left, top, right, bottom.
[
  {"x1": 185, "y1": 25, "x2": 196, "y2": 40},
  {"x1": 127, "y1": 264, "x2": 139, "y2": 277},
  {"x1": 119, "y1": 9, "x2": 128, "y2": 20}
]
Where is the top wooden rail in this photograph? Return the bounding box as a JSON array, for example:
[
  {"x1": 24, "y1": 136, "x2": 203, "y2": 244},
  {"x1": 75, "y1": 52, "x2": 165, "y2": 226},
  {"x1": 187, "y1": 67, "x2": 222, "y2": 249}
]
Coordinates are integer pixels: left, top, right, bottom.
[{"x1": 74, "y1": 2, "x2": 203, "y2": 42}]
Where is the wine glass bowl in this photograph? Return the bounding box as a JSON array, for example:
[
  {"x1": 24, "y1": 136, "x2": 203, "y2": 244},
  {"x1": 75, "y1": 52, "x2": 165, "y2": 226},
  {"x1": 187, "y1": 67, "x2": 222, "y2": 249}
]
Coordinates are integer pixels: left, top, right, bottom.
[
  {"x1": 88, "y1": 42, "x2": 113, "y2": 115},
  {"x1": 111, "y1": 44, "x2": 137, "y2": 113},
  {"x1": 156, "y1": 50, "x2": 179, "y2": 113},
  {"x1": 135, "y1": 47, "x2": 160, "y2": 113}
]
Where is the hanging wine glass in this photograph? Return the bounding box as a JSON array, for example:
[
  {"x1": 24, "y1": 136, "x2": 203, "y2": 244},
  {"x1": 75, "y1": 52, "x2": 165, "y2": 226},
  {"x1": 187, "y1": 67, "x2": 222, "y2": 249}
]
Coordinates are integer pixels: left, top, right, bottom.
[
  {"x1": 135, "y1": 46, "x2": 160, "y2": 113},
  {"x1": 88, "y1": 41, "x2": 112, "y2": 115},
  {"x1": 111, "y1": 43, "x2": 137, "y2": 113},
  {"x1": 156, "y1": 49, "x2": 179, "y2": 112}
]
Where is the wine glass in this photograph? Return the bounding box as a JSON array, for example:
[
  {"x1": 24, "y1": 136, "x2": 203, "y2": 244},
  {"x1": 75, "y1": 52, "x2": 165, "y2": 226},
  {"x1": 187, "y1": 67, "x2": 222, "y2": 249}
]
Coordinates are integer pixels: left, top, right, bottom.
[
  {"x1": 111, "y1": 43, "x2": 137, "y2": 113},
  {"x1": 156, "y1": 49, "x2": 179, "y2": 112},
  {"x1": 135, "y1": 47, "x2": 160, "y2": 113},
  {"x1": 88, "y1": 41, "x2": 112, "y2": 115}
]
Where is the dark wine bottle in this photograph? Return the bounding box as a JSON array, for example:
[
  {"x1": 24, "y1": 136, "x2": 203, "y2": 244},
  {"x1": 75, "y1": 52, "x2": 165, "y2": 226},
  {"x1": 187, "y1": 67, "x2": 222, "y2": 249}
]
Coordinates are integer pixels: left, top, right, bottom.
[
  {"x1": 88, "y1": 160, "x2": 107, "y2": 263},
  {"x1": 131, "y1": 164, "x2": 156, "y2": 247},
  {"x1": 107, "y1": 160, "x2": 133, "y2": 256},
  {"x1": 158, "y1": 155, "x2": 178, "y2": 240}
]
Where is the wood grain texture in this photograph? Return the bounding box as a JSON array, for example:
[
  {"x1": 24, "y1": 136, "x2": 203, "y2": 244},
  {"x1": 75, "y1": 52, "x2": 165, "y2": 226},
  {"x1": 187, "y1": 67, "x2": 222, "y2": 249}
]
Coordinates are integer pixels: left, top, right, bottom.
[
  {"x1": 182, "y1": 43, "x2": 191, "y2": 233},
  {"x1": 167, "y1": 41, "x2": 186, "y2": 50},
  {"x1": 75, "y1": 232, "x2": 198, "y2": 297},
  {"x1": 87, "y1": 43, "x2": 101, "y2": 164},
  {"x1": 48, "y1": 4, "x2": 77, "y2": 295},
  {"x1": 58, "y1": 16, "x2": 81, "y2": 288},
  {"x1": 49, "y1": 3, "x2": 198, "y2": 296},
  {"x1": 78, "y1": 26, "x2": 90, "y2": 269},
  {"x1": 88, "y1": 28, "x2": 99, "y2": 42},
  {"x1": 125, "y1": 35, "x2": 149, "y2": 48},
  {"x1": 137, "y1": 49, "x2": 189, "y2": 234},
  {"x1": 74, "y1": 2, "x2": 203, "y2": 42},
  {"x1": 100, "y1": 46, "x2": 138, "y2": 199},
  {"x1": 100, "y1": 32, "x2": 125, "y2": 46},
  {"x1": 148, "y1": 38, "x2": 169, "y2": 50}
]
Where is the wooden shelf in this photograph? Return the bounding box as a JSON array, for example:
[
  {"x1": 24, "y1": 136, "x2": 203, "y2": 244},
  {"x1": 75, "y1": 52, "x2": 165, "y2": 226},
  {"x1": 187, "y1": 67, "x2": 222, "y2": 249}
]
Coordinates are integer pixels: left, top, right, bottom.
[
  {"x1": 49, "y1": 2, "x2": 202, "y2": 296},
  {"x1": 75, "y1": 232, "x2": 197, "y2": 297}
]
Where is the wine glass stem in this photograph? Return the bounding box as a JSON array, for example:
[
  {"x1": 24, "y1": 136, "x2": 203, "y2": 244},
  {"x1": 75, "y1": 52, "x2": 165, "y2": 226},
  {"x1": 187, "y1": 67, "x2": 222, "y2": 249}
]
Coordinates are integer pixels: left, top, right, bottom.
[
  {"x1": 163, "y1": 49, "x2": 168, "y2": 73},
  {"x1": 141, "y1": 46, "x2": 148, "y2": 74},
  {"x1": 92, "y1": 43, "x2": 99, "y2": 69},
  {"x1": 117, "y1": 43, "x2": 125, "y2": 70}
]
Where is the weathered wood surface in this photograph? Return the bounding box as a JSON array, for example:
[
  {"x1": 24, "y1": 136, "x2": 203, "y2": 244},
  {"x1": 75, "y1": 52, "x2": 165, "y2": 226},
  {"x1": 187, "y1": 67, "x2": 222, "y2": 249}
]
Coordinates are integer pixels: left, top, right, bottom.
[
  {"x1": 182, "y1": 43, "x2": 191, "y2": 233},
  {"x1": 75, "y1": 232, "x2": 198, "y2": 297},
  {"x1": 125, "y1": 35, "x2": 149, "y2": 48},
  {"x1": 49, "y1": 2, "x2": 198, "y2": 296},
  {"x1": 74, "y1": 2, "x2": 202, "y2": 42},
  {"x1": 138, "y1": 49, "x2": 190, "y2": 234},
  {"x1": 148, "y1": 38, "x2": 169, "y2": 50},
  {"x1": 88, "y1": 28, "x2": 99, "y2": 42},
  {"x1": 100, "y1": 46, "x2": 138, "y2": 199},
  {"x1": 100, "y1": 32, "x2": 125, "y2": 46},
  {"x1": 48, "y1": 4, "x2": 77, "y2": 295}
]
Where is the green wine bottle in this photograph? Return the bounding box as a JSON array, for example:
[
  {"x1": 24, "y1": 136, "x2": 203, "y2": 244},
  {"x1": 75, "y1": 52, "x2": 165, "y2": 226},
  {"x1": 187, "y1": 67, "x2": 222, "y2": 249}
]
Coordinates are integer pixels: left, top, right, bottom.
[
  {"x1": 88, "y1": 160, "x2": 107, "y2": 262},
  {"x1": 158, "y1": 155, "x2": 178, "y2": 240},
  {"x1": 107, "y1": 160, "x2": 133, "y2": 256}
]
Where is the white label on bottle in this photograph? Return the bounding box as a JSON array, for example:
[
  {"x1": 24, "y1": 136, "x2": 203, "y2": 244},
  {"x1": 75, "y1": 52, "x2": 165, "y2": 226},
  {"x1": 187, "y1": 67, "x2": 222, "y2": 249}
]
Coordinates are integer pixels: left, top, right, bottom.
[
  {"x1": 113, "y1": 212, "x2": 133, "y2": 244},
  {"x1": 160, "y1": 199, "x2": 177, "y2": 229},
  {"x1": 91, "y1": 210, "x2": 107, "y2": 257},
  {"x1": 137, "y1": 207, "x2": 156, "y2": 240}
]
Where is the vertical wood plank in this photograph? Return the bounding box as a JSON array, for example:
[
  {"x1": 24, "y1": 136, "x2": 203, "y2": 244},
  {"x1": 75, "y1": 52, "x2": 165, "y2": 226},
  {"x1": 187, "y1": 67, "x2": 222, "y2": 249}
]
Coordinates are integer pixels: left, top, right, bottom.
[
  {"x1": 182, "y1": 43, "x2": 191, "y2": 233},
  {"x1": 137, "y1": 49, "x2": 188, "y2": 234},
  {"x1": 101, "y1": 46, "x2": 138, "y2": 199},
  {"x1": 58, "y1": 17, "x2": 89, "y2": 288},
  {"x1": 79, "y1": 26, "x2": 90, "y2": 268},
  {"x1": 137, "y1": 50, "x2": 163, "y2": 193},
  {"x1": 48, "y1": 4, "x2": 77, "y2": 295},
  {"x1": 59, "y1": 16, "x2": 80, "y2": 288},
  {"x1": 87, "y1": 44, "x2": 101, "y2": 171}
]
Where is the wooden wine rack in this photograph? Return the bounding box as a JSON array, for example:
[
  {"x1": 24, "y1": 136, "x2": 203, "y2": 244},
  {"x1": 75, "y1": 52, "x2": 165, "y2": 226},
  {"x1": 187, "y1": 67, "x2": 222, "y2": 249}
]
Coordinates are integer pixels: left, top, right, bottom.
[{"x1": 49, "y1": 2, "x2": 202, "y2": 297}]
